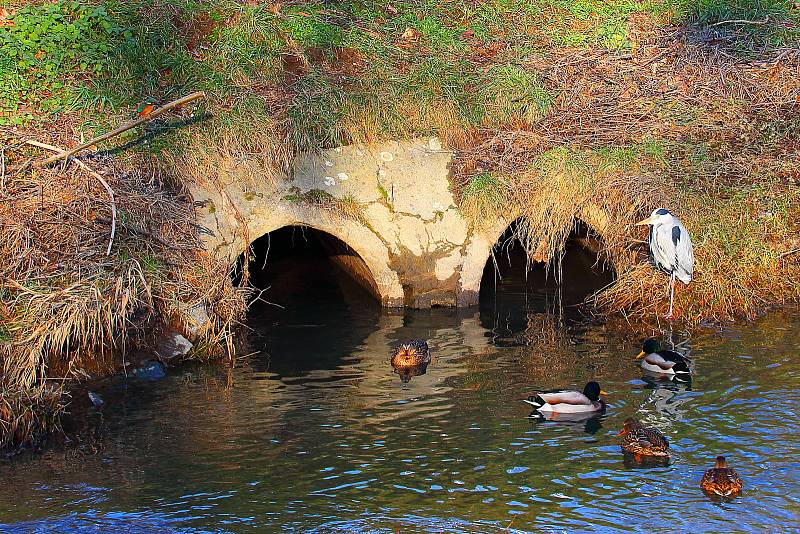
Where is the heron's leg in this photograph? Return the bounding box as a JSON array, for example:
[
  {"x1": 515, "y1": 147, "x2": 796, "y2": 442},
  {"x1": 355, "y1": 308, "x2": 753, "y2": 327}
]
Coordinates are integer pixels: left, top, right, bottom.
[{"x1": 667, "y1": 272, "x2": 676, "y2": 319}]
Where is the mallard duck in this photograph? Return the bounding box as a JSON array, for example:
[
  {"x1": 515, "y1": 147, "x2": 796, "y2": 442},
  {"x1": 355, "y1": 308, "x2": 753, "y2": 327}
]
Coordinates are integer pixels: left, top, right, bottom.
[
  {"x1": 636, "y1": 339, "x2": 691, "y2": 380},
  {"x1": 617, "y1": 418, "x2": 669, "y2": 457},
  {"x1": 700, "y1": 456, "x2": 743, "y2": 497},
  {"x1": 391, "y1": 340, "x2": 432, "y2": 383},
  {"x1": 523, "y1": 381, "x2": 607, "y2": 414}
]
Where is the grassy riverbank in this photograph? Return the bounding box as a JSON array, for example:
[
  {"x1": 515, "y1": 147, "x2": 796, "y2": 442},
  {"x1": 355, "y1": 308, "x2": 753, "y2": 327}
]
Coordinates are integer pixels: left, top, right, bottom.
[{"x1": 1, "y1": 0, "x2": 799, "y2": 449}]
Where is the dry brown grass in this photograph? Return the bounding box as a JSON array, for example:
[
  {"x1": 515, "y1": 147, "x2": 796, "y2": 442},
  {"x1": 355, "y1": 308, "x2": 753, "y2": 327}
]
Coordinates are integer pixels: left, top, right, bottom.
[
  {"x1": 0, "y1": 385, "x2": 64, "y2": 452},
  {"x1": 452, "y1": 28, "x2": 800, "y2": 323},
  {"x1": 0, "y1": 129, "x2": 246, "y2": 398}
]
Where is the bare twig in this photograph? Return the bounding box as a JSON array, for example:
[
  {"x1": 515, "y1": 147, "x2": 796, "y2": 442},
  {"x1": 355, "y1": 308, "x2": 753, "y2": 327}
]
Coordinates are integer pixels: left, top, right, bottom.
[
  {"x1": 708, "y1": 17, "x2": 770, "y2": 27},
  {"x1": 39, "y1": 91, "x2": 206, "y2": 167},
  {"x1": 25, "y1": 140, "x2": 117, "y2": 256}
]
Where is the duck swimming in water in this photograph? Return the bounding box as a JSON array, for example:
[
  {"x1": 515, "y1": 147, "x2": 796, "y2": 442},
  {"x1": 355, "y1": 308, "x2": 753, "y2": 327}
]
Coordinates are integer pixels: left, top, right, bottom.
[
  {"x1": 636, "y1": 338, "x2": 692, "y2": 380},
  {"x1": 391, "y1": 340, "x2": 432, "y2": 383},
  {"x1": 701, "y1": 456, "x2": 743, "y2": 497},
  {"x1": 617, "y1": 418, "x2": 670, "y2": 458},
  {"x1": 523, "y1": 381, "x2": 607, "y2": 415}
]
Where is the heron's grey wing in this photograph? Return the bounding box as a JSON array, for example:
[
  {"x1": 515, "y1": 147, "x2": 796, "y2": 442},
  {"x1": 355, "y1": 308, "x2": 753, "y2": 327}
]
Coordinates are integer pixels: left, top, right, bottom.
[
  {"x1": 672, "y1": 220, "x2": 694, "y2": 283},
  {"x1": 651, "y1": 222, "x2": 677, "y2": 274}
]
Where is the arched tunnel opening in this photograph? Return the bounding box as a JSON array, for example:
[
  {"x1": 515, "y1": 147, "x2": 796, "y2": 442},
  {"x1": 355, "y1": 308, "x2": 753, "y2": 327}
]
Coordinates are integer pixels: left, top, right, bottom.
[
  {"x1": 235, "y1": 226, "x2": 381, "y2": 374},
  {"x1": 479, "y1": 219, "x2": 616, "y2": 332}
]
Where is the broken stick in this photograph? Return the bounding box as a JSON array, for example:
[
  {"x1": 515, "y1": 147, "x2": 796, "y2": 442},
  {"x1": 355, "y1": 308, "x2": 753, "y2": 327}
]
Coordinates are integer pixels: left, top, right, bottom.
[{"x1": 39, "y1": 91, "x2": 206, "y2": 167}]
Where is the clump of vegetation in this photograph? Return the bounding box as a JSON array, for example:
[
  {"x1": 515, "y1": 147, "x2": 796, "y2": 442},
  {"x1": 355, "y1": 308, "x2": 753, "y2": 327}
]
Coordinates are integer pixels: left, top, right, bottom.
[
  {"x1": 459, "y1": 172, "x2": 510, "y2": 230},
  {"x1": 0, "y1": 130, "x2": 246, "y2": 450},
  {"x1": 0, "y1": 385, "x2": 64, "y2": 452}
]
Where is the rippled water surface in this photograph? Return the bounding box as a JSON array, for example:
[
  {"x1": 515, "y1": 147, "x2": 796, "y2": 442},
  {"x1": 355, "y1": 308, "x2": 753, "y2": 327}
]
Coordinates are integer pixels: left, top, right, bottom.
[{"x1": 2, "y1": 251, "x2": 799, "y2": 532}]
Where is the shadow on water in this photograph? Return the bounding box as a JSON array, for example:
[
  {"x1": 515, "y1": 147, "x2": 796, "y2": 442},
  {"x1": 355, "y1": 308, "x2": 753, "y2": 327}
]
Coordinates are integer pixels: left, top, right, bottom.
[
  {"x1": 241, "y1": 225, "x2": 383, "y2": 377},
  {"x1": 479, "y1": 220, "x2": 615, "y2": 344}
]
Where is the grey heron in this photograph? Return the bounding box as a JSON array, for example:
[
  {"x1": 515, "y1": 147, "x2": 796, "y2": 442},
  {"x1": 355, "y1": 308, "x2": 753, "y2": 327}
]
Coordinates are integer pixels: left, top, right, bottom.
[{"x1": 636, "y1": 208, "x2": 694, "y2": 318}]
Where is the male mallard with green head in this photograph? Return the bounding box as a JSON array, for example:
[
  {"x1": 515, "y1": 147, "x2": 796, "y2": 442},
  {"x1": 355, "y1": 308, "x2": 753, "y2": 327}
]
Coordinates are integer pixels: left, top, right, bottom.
[
  {"x1": 617, "y1": 418, "x2": 670, "y2": 458},
  {"x1": 636, "y1": 338, "x2": 692, "y2": 380},
  {"x1": 391, "y1": 340, "x2": 432, "y2": 383},
  {"x1": 700, "y1": 456, "x2": 743, "y2": 497},
  {"x1": 523, "y1": 382, "x2": 607, "y2": 415}
]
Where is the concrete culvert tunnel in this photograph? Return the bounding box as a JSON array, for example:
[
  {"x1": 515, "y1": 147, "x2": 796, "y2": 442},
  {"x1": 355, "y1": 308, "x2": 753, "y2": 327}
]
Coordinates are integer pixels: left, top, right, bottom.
[
  {"x1": 236, "y1": 226, "x2": 382, "y2": 371},
  {"x1": 479, "y1": 218, "x2": 616, "y2": 324},
  {"x1": 238, "y1": 226, "x2": 382, "y2": 313}
]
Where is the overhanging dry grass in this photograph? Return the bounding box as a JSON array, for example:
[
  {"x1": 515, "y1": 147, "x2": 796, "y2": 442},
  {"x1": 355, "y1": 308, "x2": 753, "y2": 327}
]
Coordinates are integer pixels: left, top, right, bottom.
[
  {"x1": 0, "y1": 130, "x2": 247, "y2": 395},
  {"x1": 0, "y1": 385, "x2": 64, "y2": 452},
  {"x1": 452, "y1": 27, "x2": 800, "y2": 323}
]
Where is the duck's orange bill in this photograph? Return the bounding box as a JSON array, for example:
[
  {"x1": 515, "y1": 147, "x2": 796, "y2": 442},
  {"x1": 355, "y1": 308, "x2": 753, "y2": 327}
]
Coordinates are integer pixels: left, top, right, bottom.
[
  {"x1": 616, "y1": 429, "x2": 626, "y2": 436},
  {"x1": 600, "y1": 390, "x2": 608, "y2": 396},
  {"x1": 635, "y1": 351, "x2": 646, "y2": 360}
]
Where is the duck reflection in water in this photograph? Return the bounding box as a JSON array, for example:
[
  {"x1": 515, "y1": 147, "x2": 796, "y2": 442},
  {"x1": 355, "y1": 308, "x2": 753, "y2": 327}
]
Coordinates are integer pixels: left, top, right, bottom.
[
  {"x1": 639, "y1": 375, "x2": 694, "y2": 420},
  {"x1": 527, "y1": 411, "x2": 605, "y2": 435},
  {"x1": 393, "y1": 362, "x2": 431, "y2": 384},
  {"x1": 623, "y1": 453, "x2": 671, "y2": 469},
  {"x1": 391, "y1": 340, "x2": 432, "y2": 383}
]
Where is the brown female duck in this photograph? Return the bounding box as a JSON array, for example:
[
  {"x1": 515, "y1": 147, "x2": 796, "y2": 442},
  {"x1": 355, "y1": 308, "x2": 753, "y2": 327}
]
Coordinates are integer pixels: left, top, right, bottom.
[
  {"x1": 391, "y1": 340, "x2": 432, "y2": 383},
  {"x1": 700, "y1": 456, "x2": 743, "y2": 497},
  {"x1": 617, "y1": 418, "x2": 670, "y2": 458}
]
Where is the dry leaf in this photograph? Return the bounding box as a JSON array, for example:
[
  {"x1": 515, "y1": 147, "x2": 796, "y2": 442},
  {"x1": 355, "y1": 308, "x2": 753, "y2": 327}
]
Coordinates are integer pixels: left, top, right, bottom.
[{"x1": 400, "y1": 26, "x2": 420, "y2": 40}]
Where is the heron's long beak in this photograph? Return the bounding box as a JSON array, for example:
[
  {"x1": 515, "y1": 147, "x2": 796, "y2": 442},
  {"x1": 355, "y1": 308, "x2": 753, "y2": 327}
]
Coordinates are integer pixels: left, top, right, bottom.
[
  {"x1": 635, "y1": 215, "x2": 657, "y2": 226},
  {"x1": 600, "y1": 390, "x2": 608, "y2": 396},
  {"x1": 635, "y1": 350, "x2": 646, "y2": 360}
]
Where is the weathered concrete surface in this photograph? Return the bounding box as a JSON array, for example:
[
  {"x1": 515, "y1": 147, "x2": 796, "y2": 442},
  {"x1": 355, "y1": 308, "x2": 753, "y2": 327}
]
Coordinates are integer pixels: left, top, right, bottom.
[{"x1": 189, "y1": 137, "x2": 608, "y2": 308}]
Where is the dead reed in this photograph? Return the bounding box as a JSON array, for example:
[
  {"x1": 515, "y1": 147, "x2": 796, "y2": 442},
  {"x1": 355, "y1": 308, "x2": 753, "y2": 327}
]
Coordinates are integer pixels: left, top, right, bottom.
[{"x1": 0, "y1": 385, "x2": 65, "y2": 452}]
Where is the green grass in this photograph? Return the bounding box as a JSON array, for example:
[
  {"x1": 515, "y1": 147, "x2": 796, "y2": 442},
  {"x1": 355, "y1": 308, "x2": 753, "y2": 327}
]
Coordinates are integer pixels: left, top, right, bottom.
[
  {"x1": 0, "y1": 1, "x2": 126, "y2": 123},
  {"x1": 459, "y1": 172, "x2": 509, "y2": 226},
  {"x1": 0, "y1": 325, "x2": 12, "y2": 344},
  {"x1": 3, "y1": 0, "x2": 796, "y2": 135}
]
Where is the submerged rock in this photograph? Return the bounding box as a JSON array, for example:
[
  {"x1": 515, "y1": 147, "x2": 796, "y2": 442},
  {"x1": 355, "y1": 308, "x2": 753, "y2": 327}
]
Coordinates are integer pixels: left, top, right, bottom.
[
  {"x1": 132, "y1": 360, "x2": 167, "y2": 381},
  {"x1": 87, "y1": 391, "x2": 104, "y2": 407},
  {"x1": 156, "y1": 332, "x2": 193, "y2": 361}
]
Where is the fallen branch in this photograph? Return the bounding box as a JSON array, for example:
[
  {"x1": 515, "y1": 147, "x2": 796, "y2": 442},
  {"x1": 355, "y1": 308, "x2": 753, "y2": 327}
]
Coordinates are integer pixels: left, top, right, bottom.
[
  {"x1": 25, "y1": 140, "x2": 117, "y2": 256},
  {"x1": 39, "y1": 91, "x2": 206, "y2": 167}
]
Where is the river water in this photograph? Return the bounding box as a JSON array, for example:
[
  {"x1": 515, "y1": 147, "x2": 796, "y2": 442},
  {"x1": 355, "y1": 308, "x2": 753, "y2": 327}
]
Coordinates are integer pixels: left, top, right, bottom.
[{"x1": 1, "y1": 242, "x2": 799, "y2": 532}]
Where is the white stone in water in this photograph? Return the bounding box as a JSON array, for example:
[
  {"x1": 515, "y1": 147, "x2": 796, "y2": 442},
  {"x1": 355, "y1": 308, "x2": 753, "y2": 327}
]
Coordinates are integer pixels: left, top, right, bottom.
[
  {"x1": 380, "y1": 151, "x2": 394, "y2": 162},
  {"x1": 158, "y1": 332, "x2": 193, "y2": 360},
  {"x1": 324, "y1": 176, "x2": 336, "y2": 186},
  {"x1": 324, "y1": 160, "x2": 334, "y2": 167},
  {"x1": 337, "y1": 172, "x2": 349, "y2": 181},
  {"x1": 177, "y1": 302, "x2": 211, "y2": 339},
  {"x1": 378, "y1": 168, "x2": 387, "y2": 177}
]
